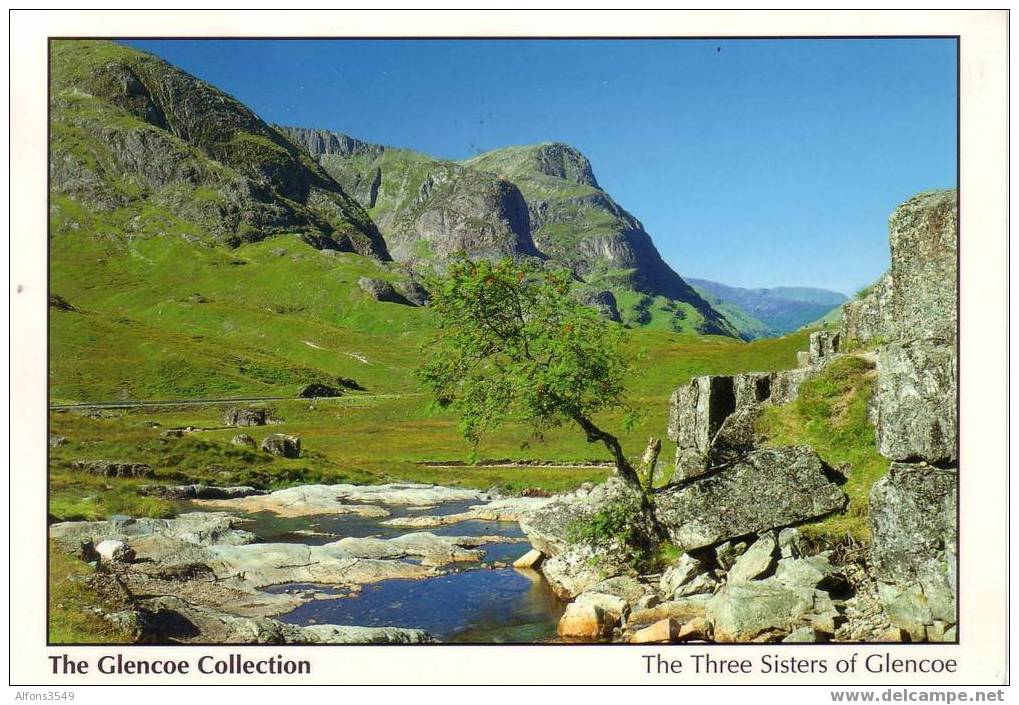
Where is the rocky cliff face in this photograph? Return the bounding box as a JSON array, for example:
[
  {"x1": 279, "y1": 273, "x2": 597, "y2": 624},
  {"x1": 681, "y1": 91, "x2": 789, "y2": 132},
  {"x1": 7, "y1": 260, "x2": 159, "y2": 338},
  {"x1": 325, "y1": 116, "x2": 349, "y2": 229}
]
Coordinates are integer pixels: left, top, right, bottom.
[
  {"x1": 279, "y1": 126, "x2": 540, "y2": 263},
  {"x1": 285, "y1": 127, "x2": 736, "y2": 336},
  {"x1": 850, "y1": 189, "x2": 958, "y2": 641},
  {"x1": 50, "y1": 41, "x2": 389, "y2": 258}
]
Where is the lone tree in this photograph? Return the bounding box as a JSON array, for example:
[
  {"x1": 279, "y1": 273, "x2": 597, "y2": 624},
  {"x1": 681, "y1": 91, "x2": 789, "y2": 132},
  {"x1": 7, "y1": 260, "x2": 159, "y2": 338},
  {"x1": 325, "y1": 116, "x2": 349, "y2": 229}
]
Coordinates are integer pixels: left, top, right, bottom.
[{"x1": 417, "y1": 256, "x2": 646, "y2": 494}]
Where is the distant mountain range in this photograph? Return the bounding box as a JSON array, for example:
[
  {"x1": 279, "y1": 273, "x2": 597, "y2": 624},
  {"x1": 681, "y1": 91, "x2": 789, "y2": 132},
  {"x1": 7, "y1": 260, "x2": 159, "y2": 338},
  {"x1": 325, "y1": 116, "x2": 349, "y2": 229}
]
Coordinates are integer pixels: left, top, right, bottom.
[{"x1": 686, "y1": 278, "x2": 848, "y2": 339}]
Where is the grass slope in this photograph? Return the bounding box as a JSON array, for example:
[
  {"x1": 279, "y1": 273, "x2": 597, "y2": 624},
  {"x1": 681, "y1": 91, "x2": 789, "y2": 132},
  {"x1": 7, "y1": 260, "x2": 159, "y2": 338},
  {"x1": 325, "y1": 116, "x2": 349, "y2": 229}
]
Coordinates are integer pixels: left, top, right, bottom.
[{"x1": 757, "y1": 355, "x2": 889, "y2": 542}]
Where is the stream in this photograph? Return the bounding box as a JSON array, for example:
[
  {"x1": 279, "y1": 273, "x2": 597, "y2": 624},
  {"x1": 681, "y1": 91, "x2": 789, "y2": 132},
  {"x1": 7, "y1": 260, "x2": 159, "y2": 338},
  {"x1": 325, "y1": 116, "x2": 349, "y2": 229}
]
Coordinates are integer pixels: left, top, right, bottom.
[{"x1": 180, "y1": 496, "x2": 565, "y2": 643}]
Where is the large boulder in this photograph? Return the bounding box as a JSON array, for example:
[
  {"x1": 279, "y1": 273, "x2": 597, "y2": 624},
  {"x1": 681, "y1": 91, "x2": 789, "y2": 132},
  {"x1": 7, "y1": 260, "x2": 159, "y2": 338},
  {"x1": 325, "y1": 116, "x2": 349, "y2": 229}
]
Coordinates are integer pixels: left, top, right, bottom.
[
  {"x1": 706, "y1": 577, "x2": 840, "y2": 642},
  {"x1": 297, "y1": 383, "x2": 343, "y2": 398},
  {"x1": 260, "y1": 434, "x2": 301, "y2": 458},
  {"x1": 841, "y1": 271, "x2": 894, "y2": 345},
  {"x1": 808, "y1": 331, "x2": 840, "y2": 365},
  {"x1": 667, "y1": 376, "x2": 736, "y2": 481},
  {"x1": 519, "y1": 478, "x2": 658, "y2": 598},
  {"x1": 706, "y1": 404, "x2": 761, "y2": 468},
  {"x1": 869, "y1": 463, "x2": 957, "y2": 641},
  {"x1": 887, "y1": 190, "x2": 957, "y2": 344},
  {"x1": 579, "y1": 289, "x2": 621, "y2": 323},
  {"x1": 357, "y1": 277, "x2": 414, "y2": 306},
  {"x1": 222, "y1": 407, "x2": 271, "y2": 427},
  {"x1": 654, "y1": 446, "x2": 848, "y2": 551},
  {"x1": 733, "y1": 372, "x2": 772, "y2": 408},
  {"x1": 875, "y1": 341, "x2": 957, "y2": 465}
]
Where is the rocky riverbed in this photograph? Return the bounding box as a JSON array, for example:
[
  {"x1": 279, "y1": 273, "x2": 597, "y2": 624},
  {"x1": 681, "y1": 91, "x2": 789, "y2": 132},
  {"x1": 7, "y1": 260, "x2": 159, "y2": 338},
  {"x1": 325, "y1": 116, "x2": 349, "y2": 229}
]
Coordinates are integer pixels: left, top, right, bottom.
[{"x1": 49, "y1": 483, "x2": 561, "y2": 644}]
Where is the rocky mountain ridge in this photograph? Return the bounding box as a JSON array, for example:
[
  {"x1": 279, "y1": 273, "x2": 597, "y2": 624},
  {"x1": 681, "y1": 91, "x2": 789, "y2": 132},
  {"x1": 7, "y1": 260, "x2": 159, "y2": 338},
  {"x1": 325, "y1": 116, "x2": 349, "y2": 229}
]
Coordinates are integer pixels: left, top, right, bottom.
[
  {"x1": 50, "y1": 40, "x2": 389, "y2": 259},
  {"x1": 280, "y1": 125, "x2": 738, "y2": 337}
]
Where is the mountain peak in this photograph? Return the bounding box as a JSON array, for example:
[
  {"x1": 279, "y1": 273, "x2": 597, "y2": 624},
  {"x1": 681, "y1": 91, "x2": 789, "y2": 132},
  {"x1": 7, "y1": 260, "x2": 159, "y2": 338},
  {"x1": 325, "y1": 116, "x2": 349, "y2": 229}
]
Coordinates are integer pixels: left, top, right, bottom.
[{"x1": 465, "y1": 142, "x2": 600, "y2": 189}]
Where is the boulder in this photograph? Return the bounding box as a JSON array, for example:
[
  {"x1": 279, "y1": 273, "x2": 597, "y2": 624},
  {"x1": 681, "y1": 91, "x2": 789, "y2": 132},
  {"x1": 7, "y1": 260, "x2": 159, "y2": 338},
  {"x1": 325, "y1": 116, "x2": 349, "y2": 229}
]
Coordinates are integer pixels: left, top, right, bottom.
[
  {"x1": 231, "y1": 434, "x2": 256, "y2": 448},
  {"x1": 96, "y1": 539, "x2": 135, "y2": 563},
  {"x1": 841, "y1": 272, "x2": 894, "y2": 345},
  {"x1": 49, "y1": 435, "x2": 68, "y2": 448},
  {"x1": 358, "y1": 277, "x2": 415, "y2": 306},
  {"x1": 715, "y1": 540, "x2": 748, "y2": 571},
  {"x1": 574, "y1": 591, "x2": 629, "y2": 625},
  {"x1": 777, "y1": 527, "x2": 807, "y2": 558},
  {"x1": 869, "y1": 463, "x2": 957, "y2": 641},
  {"x1": 585, "y1": 575, "x2": 648, "y2": 605},
  {"x1": 336, "y1": 377, "x2": 366, "y2": 391},
  {"x1": 706, "y1": 577, "x2": 840, "y2": 642},
  {"x1": 397, "y1": 280, "x2": 431, "y2": 307},
  {"x1": 733, "y1": 373, "x2": 772, "y2": 408},
  {"x1": 774, "y1": 555, "x2": 843, "y2": 592},
  {"x1": 809, "y1": 331, "x2": 840, "y2": 365},
  {"x1": 707, "y1": 404, "x2": 761, "y2": 467},
  {"x1": 659, "y1": 553, "x2": 705, "y2": 596},
  {"x1": 676, "y1": 616, "x2": 713, "y2": 641},
  {"x1": 260, "y1": 434, "x2": 301, "y2": 458},
  {"x1": 667, "y1": 375, "x2": 736, "y2": 481},
  {"x1": 674, "y1": 573, "x2": 719, "y2": 598},
  {"x1": 769, "y1": 368, "x2": 815, "y2": 405},
  {"x1": 627, "y1": 595, "x2": 712, "y2": 627},
  {"x1": 886, "y1": 189, "x2": 957, "y2": 343},
  {"x1": 512, "y1": 548, "x2": 544, "y2": 569},
  {"x1": 579, "y1": 290, "x2": 621, "y2": 322},
  {"x1": 782, "y1": 627, "x2": 825, "y2": 643},
  {"x1": 296, "y1": 383, "x2": 343, "y2": 398},
  {"x1": 875, "y1": 341, "x2": 957, "y2": 465},
  {"x1": 70, "y1": 460, "x2": 153, "y2": 478},
  {"x1": 727, "y1": 534, "x2": 777, "y2": 583},
  {"x1": 222, "y1": 407, "x2": 270, "y2": 427},
  {"x1": 557, "y1": 602, "x2": 613, "y2": 639},
  {"x1": 654, "y1": 446, "x2": 848, "y2": 551},
  {"x1": 519, "y1": 478, "x2": 658, "y2": 598},
  {"x1": 630, "y1": 618, "x2": 678, "y2": 644}
]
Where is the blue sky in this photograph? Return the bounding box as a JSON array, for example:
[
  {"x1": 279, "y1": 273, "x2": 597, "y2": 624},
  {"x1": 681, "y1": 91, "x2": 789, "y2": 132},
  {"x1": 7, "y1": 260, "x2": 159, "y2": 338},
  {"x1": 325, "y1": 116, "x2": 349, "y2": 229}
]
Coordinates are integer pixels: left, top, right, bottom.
[{"x1": 126, "y1": 38, "x2": 957, "y2": 295}]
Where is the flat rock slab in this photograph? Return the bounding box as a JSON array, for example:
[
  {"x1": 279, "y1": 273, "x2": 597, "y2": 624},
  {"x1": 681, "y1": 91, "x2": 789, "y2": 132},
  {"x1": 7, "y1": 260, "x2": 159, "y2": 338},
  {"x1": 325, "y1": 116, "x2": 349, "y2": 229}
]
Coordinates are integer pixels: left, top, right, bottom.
[
  {"x1": 331, "y1": 532, "x2": 523, "y2": 566},
  {"x1": 205, "y1": 543, "x2": 433, "y2": 589},
  {"x1": 654, "y1": 446, "x2": 848, "y2": 551},
  {"x1": 196, "y1": 483, "x2": 487, "y2": 518},
  {"x1": 381, "y1": 496, "x2": 550, "y2": 528},
  {"x1": 706, "y1": 577, "x2": 839, "y2": 642},
  {"x1": 49, "y1": 512, "x2": 257, "y2": 550}
]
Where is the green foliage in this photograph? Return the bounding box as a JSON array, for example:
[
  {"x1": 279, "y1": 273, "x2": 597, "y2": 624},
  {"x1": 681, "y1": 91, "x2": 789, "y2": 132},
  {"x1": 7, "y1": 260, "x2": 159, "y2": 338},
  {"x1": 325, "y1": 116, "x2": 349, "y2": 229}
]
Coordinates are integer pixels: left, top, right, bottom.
[
  {"x1": 565, "y1": 500, "x2": 654, "y2": 570},
  {"x1": 418, "y1": 256, "x2": 631, "y2": 449},
  {"x1": 757, "y1": 355, "x2": 889, "y2": 542}
]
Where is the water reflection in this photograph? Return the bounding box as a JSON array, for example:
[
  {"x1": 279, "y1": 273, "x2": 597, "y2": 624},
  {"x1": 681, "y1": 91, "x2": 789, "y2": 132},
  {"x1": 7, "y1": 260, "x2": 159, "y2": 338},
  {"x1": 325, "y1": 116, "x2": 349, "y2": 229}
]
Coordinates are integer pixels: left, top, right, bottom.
[{"x1": 267, "y1": 567, "x2": 564, "y2": 643}]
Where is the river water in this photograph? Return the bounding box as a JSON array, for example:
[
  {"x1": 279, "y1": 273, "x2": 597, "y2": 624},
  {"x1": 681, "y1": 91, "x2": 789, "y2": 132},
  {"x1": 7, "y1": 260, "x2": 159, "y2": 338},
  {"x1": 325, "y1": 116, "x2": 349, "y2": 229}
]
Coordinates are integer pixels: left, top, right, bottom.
[{"x1": 208, "y1": 498, "x2": 565, "y2": 643}]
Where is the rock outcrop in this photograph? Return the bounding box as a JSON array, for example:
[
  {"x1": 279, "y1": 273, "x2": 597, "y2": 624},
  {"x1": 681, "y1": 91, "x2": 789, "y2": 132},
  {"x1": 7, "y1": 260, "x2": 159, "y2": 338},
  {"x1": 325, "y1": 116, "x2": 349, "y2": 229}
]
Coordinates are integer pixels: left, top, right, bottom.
[
  {"x1": 50, "y1": 41, "x2": 389, "y2": 258},
  {"x1": 222, "y1": 407, "x2": 272, "y2": 427},
  {"x1": 260, "y1": 434, "x2": 301, "y2": 458},
  {"x1": 654, "y1": 446, "x2": 847, "y2": 550},
  {"x1": 519, "y1": 478, "x2": 658, "y2": 598},
  {"x1": 841, "y1": 189, "x2": 958, "y2": 642},
  {"x1": 874, "y1": 341, "x2": 957, "y2": 464},
  {"x1": 869, "y1": 464, "x2": 957, "y2": 641},
  {"x1": 357, "y1": 277, "x2": 415, "y2": 306},
  {"x1": 284, "y1": 126, "x2": 738, "y2": 336},
  {"x1": 841, "y1": 272, "x2": 894, "y2": 344}
]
